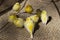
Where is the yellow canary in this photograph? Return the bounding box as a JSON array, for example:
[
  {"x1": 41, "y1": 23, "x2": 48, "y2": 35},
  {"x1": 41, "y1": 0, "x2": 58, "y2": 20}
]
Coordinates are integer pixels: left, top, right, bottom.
[
  {"x1": 8, "y1": 14, "x2": 17, "y2": 23},
  {"x1": 12, "y1": 2, "x2": 21, "y2": 11},
  {"x1": 13, "y1": 18, "x2": 24, "y2": 28},
  {"x1": 24, "y1": 19, "x2": 35, "y2": 38},
  {"x1": 41, "y1": 10, "x2": 48, "y2": 24},
  {"x1": 25, "y1": 5, "x2": 33, "y2": 13},
  {"x1": 24, "y1": 15, "x2": 39, "y2": 38},
  {"x1": 30, "y1": 15, "x2": 39, "y2": 23},
  {"x1": 26, "y1": 17, "x2": 31, "y2": 21}
]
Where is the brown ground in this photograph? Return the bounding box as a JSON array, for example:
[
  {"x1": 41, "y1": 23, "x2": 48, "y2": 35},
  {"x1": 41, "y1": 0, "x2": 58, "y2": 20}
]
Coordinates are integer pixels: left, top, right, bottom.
[{"x1": 0, "y1": 0, "x2": 60, "y2": 40}]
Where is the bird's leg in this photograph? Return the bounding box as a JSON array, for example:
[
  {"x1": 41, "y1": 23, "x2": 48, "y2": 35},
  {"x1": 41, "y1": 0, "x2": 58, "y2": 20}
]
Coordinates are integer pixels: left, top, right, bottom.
[{"x1": 30, "y1": 33, "x2": 33, "y2": 39}]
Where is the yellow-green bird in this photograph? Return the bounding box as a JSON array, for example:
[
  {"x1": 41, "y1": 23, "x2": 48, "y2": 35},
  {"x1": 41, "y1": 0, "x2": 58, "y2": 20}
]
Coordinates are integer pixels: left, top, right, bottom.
[
  {"x1": 8, "y1": 14, "x2": 17, "y2": 23},
  {"x1": 8, "y1": 14, "x2": 24, "y2": 28},
  {"x1": 41, "y1": 10, "x2": 48, "y2": 24},
  {"x1": 24, "y1": 15, "x2": 39, "y2": 38},
  {"x1": 30, "y1": 15, "x2": 39, "y2": 23},
  {"x1": 24, "y1": 19, "x2": 35, "y2": 38},
  {"x1": 12, "y1": 2, "x2": 21, "y2": 12},
  {"x1": 13, "y1": 18, "x2": 24, "y2": 28},
  {"x1": 25, "y1": 4, "x2": 33, "y2": 13}
]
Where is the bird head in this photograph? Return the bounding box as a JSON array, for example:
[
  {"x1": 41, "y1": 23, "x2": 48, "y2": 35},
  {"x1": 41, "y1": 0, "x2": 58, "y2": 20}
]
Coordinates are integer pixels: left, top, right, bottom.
[{"x1": 41, "y1": 10, "x2": 47, "y2": 15}]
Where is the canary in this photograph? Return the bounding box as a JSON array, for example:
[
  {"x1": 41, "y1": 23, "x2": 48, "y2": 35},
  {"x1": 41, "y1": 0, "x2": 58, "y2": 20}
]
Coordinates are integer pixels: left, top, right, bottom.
[
  {"x1": 13, "y1": 18, "x2": 24, "y2": 28},
  {"x1": 25, "y1": 5, "x2": 33, "y2": 13},
  {"x1": 8, "y1": 14, "x2": 17, "y2": 23},
  {"x1": 41, "y1": 10, "x2": 48, "y2": 24},
  {"x1": 24, "y1": 15, "x2": 39, "y2": 38},
  {"x1": 36, "y1": 9, "x2": 41, "y2": 17},
  {"x1": 30, "y1": 15, "x2": 39, "y2": 23},
  {"x1": 8, "y1": 14, "x2": 24, "y2": 28},
  {"x1": 12, "y1": 2, "x2": 21, "y2": 11},
  {"x1": 24, "y1": 19, "x2": 35, "y2": 38}
]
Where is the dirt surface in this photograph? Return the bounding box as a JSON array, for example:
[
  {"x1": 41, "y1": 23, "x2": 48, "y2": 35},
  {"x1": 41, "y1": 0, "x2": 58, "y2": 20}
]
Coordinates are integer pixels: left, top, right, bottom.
[{"x1": 0, "y1": 0, "x2": 60, "y2": 40}]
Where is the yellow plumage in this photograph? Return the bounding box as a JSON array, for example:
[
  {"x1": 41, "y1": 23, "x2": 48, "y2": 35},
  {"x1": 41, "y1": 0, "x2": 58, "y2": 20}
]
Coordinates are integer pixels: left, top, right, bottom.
[
  {"x1": 24, "y1": 20, "x2": 34, "y2": 33},
  {"x1": 30, "y1": 15, "x2": 39, "y2": 23},
  {"x1": 41, "y1": 10, "x2": 48, "y2": 24},
  {"x1": 8, "y1": 14, "x2": 17, "y2": 23},
  {"x1": 13, "y1": 18, "x2": 24, "y2": 28},
  {"x1": 25, "y1": 5, "x2": 33, "y2": 13},
  {"x1": 8, "y1": 14, "x2": 24, "y2": 28},
  {"x1": 12, "y1": 2, "x2": 21, "y2": 11},
  {"x1": 24, "y1": 15, "x2": 39, "y2": 38},
  {"x1": 26, "y1": 17, "x2": 31, "y2": 21},
  {"x1": 24, "y1": 20, "x2": 34, "y2": 38}
]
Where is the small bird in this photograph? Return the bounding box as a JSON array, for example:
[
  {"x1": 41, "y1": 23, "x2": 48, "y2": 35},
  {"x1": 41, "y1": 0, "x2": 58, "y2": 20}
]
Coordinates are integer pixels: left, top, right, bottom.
[
  {"x1": 25, "y1": 4, "x2": 33, "y2": 13},
  {"x1": 41, "y1": 10, "x2": 48, "y2": 24},
  {"x1": 24, "y1": 15, "x2": 39, "y2": 39},
  {"x1": 12, "y1": 2, "x2": 21, "y2": 12},
  {"x1": 36, "y1": 9, "x2": 41, "y2": 17},
  {"x1": 30, "y1": 15, "x2": 39, "y2": 23},
  {"x1": 8, "y1": 14, "x2": 24, "y2": 28},
  {"x1": 24, "y1": 19, "x2": 35, "y2": 38},
  {"x1": 13, "y1": 18, "x2": 24, "y2": 28},
  {"x1": 8, "y1": 14, "x2": 17, "y2": 23}
]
